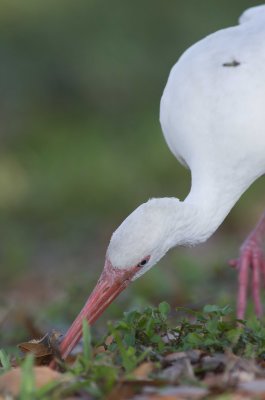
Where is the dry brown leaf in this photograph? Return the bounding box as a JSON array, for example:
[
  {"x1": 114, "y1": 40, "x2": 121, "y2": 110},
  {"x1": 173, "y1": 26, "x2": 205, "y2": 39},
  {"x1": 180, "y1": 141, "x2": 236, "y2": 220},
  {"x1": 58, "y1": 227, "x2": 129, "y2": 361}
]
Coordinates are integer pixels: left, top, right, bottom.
[
  {"x1": 201, "y1": 354, "x2": 226, "y2": 374},
  {"x1": 159, "y1": 358, "x2": 195, "y2": 383},
  {"x1": 105, "y1": 335, "x2": 114, "y2": 346},
  {"x1": 18, "y1": 330, "x2": 63, "y2": 365},
  {"x1": 133, "y1": 385, "x2": 209, "y2": 400},
  {"x1": 107, "y1": 382, "x2": 136, "y2": 400},
  {"x1": 93, "y1": 345, "x2": 106, "y2": 355},
  {"x1": 18, "y1": 335, "x2": 52, "y2": 358},
  {"x1": 221, "y1": 354, "x2": 265, "y2": 388},
  {"x1": 91, "y1": 335, "x2": 114, "y2": 357},
  {"x1": 164, "y1": 350, "x2": 202, "y2": 365},
  {"x1": 239, "y1": 379, "x2": 265, "y2": 396},
  {"x1": 225, "y1": 393, "x2": 252, "y2": 400},
  {"x1": 133, "y1": 362, "x2": 155, "y2": 380},
  {"x1": 0, "y1": 366, "x2": 64, "y2": 397},
  {"x1": 134, "y1": 396, "x2": 183, "y2": 400},
  {"x1": 108, "y1": 380, "x2": 165, "y2": 400}
]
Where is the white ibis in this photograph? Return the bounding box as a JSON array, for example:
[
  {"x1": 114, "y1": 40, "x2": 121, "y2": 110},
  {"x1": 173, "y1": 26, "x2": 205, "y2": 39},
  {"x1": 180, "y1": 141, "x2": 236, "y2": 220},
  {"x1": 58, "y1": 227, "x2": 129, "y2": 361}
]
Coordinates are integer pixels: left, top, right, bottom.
[{"x1": 59, "y1": 6, "x2": 265, "y2": 359}]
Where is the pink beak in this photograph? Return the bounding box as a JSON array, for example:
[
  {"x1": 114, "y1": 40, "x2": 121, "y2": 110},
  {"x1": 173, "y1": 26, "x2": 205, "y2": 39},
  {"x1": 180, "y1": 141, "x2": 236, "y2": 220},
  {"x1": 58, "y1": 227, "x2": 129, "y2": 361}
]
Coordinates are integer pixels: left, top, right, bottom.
[{"x1": 59, "y1": 259, "x2": 138, "y2": 360}]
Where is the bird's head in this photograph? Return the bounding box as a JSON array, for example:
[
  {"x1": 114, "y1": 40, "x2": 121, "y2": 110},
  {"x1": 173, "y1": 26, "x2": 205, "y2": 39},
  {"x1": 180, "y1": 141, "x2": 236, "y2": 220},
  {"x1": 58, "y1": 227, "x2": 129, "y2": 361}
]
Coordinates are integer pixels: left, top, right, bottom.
[
  {"x1": 107, "y1": 198, "x2": 176, "y2": 278},
  {"x1": 60, "y1": 198, "x2": 180, "y2": 359}
]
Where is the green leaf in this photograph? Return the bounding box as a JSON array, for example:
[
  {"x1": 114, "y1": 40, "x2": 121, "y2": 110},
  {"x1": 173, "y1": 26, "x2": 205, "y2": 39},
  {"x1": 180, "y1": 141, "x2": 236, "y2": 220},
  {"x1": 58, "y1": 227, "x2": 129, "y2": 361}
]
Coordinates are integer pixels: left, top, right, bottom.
[
  {"x1": 35, "y1": 380, "x2": 61, "y2": 398},
  {"x1": 226, "y1": 328, "x2": 242, "y2": 345},
  {"x1": 186, "y1": 332, "x2": 203, "y2": 347},
  {"x1": 158, "y1": 301, "x2": 171, "y2": 318},
  {"x1": 150, "y1": 334, "x2": 162, "y2": 344},
  {"x1": 124, "y1": 332, "x2": 135, "y2": 346},
  {"x1": 221, "y1": 305, "x2": 233, "y2": 315},
  {"x1": 203, "y1": 304, "x2": 222, "y2": 314},
  {"x1": 19, "y1": 354, "x2": 35, "y2": 400},
  {"x1": 205, "y1": 319, "x2": 218, "y2": 334},
  {"x1": 0, "y1": 349, "x2": 11, "y2": 373},
  {"x1": 111, "y1": 329, "x2": 135, "y2": 372},
  {"x1": 82, "y1": 319, "x2": 92, "y2": 362}
]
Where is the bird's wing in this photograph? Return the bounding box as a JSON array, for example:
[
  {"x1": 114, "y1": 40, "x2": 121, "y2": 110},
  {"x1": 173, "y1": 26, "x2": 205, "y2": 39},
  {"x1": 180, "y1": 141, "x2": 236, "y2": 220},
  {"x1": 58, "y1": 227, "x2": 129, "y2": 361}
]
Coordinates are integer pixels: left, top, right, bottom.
[
  {"x1": 159, "y1": 90, "x2": 190, "y2": 170},
  {"x1": 160, "y1": 9, "x2": 265, "y2": 179},
  {"x1": 239, "y1": 5, "x2": 265, "y2": 25}
]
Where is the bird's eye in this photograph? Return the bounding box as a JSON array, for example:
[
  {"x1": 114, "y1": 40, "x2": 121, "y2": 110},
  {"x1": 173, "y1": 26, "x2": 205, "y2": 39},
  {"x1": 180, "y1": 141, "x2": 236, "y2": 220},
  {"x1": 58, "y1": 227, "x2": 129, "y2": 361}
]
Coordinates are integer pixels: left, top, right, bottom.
[{"x1": 137, "y1": 258, "x2": 149, "y2": 268}]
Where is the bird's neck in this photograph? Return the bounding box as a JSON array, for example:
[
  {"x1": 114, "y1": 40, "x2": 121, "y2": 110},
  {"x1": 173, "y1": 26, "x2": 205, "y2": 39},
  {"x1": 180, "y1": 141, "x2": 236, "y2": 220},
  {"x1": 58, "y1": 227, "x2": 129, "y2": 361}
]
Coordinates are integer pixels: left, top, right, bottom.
[{"x1": 174, "y1": 168, "x2": 257, "y2": 247}]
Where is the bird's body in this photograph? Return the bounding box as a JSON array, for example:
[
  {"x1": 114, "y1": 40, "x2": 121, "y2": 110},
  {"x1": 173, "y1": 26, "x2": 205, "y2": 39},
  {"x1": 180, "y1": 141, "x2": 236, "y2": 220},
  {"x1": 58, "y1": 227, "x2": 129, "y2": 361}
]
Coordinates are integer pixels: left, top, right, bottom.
[
  {"x1": 58, "y1": 5, "x2": 265, "y2": 360},
  {"x1": 161, "y1": 7, "x2": 265, "y2": 240}
]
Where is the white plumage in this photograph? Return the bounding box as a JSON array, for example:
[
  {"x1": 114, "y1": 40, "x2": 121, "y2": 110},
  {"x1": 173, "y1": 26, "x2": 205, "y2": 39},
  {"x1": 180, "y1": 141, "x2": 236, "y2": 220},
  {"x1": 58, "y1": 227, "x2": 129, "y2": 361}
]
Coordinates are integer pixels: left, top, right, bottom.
[
  {"x1": 108, "y1": 5, "x2": 265, "y2": 276},
  {"x1": 60, "y1": 6, "x2": 265, "y2": 359}
]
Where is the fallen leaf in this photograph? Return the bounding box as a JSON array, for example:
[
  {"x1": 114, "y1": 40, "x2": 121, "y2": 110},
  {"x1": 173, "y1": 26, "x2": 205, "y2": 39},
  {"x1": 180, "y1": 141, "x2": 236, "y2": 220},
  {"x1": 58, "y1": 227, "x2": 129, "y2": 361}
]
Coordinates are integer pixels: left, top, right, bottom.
[
  {"x1": 94, "y1": 345, "x2": 106, "y2": 355},
  {"x1": 133, "y1": 362, "x2": 155, "y2": 379},
  {"x1": 107, "y1": 382, "x2": 136, "y2": 400},
  {"x1": 239, "y1": 379, "x2": 265, "y2": 395},
  {"x1": 133, "y1": 395, "x2": 180, "y2": 400},
  {"x1": 164, "y1": 350, "x2": 202, "y2": 365},
  {"x1": 108, "y1": 380, "x2": 165, "y2": 400},
  {"x1": 202, "y1": 372, "x2": 228, "y2": 390},
  {"x1": 133, "y1": 385, "x2": 209, "y2": 399},
  {"x1": 219, "y1": 395, "x2": 249, "y2": 400},
  {"x1": 223, "y1": 354, "x2": 264, "y2": 386},
  {"x1": 159, "y1": 358, "x2": 195, "y2": 383},
  {"x1": 0, "y1": 366, "x2": 64, "y2": 397},
  {"x1": 105, "y1": 335, "x2": 114, "y2": 346},
  {"x1": 161, "y1": 332, "x2": 179, "y2": 344},
  {"x1": 201, "y1": 354, "x2": 226, "y2": 374},
  {"x1": 18, "y1": 334, "x2": 52, "y2": 357},
  {"x1": 18, "y1": 330, "x2": 63, "y2": 365}
]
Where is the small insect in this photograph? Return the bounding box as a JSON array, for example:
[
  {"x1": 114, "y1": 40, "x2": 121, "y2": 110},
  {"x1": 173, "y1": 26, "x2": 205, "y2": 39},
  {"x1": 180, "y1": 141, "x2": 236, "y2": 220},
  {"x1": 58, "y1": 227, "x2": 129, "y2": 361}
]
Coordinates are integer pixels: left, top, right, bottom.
[{"x1": 222, "y1": 59, "x2": 241, "y2": 67}]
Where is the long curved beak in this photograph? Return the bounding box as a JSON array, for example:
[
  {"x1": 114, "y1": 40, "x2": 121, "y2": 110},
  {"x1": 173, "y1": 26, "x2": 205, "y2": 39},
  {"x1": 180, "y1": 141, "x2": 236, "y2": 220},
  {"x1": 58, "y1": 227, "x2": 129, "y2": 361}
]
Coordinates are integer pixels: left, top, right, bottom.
[{"x1": 59, "y1": 260, "x2": 138, "y2": 360}]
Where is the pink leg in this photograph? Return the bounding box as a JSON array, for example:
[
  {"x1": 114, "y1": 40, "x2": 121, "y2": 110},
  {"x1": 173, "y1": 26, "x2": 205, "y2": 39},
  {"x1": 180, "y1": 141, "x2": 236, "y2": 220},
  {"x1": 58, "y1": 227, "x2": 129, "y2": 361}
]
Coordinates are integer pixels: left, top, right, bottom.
[
  {"x1": 237, "y1": 255, "x2": 249, "y2": 319},
  {"x1": 229, "y1": 211, "x2": 265, "y2": 319},
  {"x1": 252, "y1": 255, "x2": 262, "y2": 317}
]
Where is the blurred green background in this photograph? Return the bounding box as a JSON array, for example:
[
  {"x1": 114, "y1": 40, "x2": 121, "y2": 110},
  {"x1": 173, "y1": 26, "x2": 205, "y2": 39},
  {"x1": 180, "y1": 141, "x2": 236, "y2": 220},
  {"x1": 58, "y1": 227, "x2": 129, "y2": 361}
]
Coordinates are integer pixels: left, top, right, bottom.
[{"x1": 0, "y1": 0, "x2": 264, "y2": 344}]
